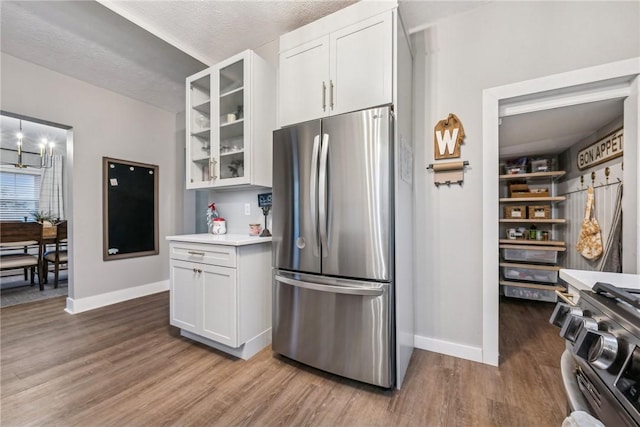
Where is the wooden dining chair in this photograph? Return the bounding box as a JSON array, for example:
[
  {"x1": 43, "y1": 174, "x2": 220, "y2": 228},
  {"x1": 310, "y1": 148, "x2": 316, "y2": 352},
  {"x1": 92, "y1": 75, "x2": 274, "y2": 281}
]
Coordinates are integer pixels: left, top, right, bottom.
[
  {"x1": 0, "y1": 221, "x2": 43, "y2": 289},
  {"x1": 43, "y1": 220, "x2": 67, "y2": 288}
]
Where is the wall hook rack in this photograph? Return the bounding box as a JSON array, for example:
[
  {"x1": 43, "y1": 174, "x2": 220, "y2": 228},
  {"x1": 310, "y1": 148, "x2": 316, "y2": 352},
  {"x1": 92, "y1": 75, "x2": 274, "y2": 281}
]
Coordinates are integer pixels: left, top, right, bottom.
[{"x1": 427, "y1": 160, "x2": 469, "y2": 187}]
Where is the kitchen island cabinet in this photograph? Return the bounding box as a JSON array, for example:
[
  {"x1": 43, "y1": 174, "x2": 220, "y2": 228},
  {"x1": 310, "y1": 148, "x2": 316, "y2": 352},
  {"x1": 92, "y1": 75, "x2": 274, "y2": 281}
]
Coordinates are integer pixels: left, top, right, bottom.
[{"x1": 166, "y1": 234, "x2": 272, "y2": 360}]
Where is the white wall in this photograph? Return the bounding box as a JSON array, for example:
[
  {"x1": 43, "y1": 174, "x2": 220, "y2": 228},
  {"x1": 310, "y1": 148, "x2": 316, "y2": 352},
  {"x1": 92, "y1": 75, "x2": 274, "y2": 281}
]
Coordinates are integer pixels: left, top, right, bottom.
[
  {"x1": 1, "y1": 53, "x2": 181, "y2": 300},
  {"x1": 413, "y1": 2, "x2": 640, "y2": 352}
]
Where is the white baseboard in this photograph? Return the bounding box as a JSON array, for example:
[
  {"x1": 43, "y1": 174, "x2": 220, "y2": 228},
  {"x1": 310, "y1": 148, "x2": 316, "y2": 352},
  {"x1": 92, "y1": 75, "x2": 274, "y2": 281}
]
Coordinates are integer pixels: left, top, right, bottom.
[
  {"x1": 65, "y1": 280, "x2": 169, "y2": 314},
  {"x1": 181, "y1": 329, "x2": 271, "y2": 360},
  {"x1": 414, "y1": 334, "x2": 483, "y2": 364}
]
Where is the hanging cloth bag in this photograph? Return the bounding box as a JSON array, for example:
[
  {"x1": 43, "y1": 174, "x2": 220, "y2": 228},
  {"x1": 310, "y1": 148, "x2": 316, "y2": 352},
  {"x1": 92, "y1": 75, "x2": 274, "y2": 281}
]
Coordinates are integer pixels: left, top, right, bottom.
[{"x1": 576, "y1": 186, "x2": 603, "y2": 260}]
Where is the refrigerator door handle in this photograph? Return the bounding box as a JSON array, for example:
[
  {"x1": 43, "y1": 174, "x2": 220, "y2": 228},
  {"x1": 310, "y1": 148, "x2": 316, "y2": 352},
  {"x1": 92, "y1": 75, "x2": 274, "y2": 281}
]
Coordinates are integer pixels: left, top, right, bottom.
[
  {"x1": 318, "y1": 133, "x2": 329, "y2": 257},
  {"x1": 275, "y1": 275, "x2": 384, "y2": 296},
  {"x1": 310, "y1": 135, "x2": 321, "y2": 255}
]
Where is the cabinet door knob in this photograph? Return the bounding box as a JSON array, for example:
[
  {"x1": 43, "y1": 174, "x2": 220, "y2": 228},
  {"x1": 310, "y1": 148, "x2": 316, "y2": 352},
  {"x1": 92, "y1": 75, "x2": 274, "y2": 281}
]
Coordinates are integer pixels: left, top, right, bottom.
[
  {"x1": 322, "y1": 81, "x2": 326, "y2": 112},
  {"x1": 329, "y1": 80, "x2": 334, "y2": 110}
]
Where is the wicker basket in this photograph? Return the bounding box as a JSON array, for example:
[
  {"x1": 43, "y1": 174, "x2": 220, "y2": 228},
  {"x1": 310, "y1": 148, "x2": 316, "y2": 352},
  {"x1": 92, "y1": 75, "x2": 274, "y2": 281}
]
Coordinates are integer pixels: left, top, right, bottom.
[
  {"x1": 504, "y1": 206, "x2": 527, "y2": 219},
  {"x1": 528, "y1": 205, "x2": 551, "y2": 219},
  {"x1": 511, "y1": 188, "x2": 550, "y2": 198}
]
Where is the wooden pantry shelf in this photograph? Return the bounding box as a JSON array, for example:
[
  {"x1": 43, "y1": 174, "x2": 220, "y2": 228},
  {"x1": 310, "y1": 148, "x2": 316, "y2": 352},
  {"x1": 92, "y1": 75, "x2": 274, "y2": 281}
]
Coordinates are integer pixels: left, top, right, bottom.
[
  {"x1": 500, "y1": 218, "x2": 567, "y2": 224},
  {"x1": 499, "y1": 280, "x2": 565, "y2": 291},
  {"x1": 499, "y1": 244, "x2": 566, "y2": 251},
  {"x1": 499, "y1": 239, "x2": 565, "y2": 246},
  {"x1": 499, "y1": 262, "x2": 561, "y2": 271},
  {"x1": 499, "y1": 196, "x2": 566, "y2": 203},
  {"x1": 499, "y1": 171, "x2": 566, "y2": 180}
]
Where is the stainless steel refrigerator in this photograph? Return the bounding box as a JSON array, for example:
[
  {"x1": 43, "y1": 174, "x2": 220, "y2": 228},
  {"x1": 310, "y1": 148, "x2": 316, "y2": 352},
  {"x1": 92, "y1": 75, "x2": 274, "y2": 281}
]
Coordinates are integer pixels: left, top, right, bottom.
[{"x1": 272, "y1": 105, "x2": 394, "y2": 388}]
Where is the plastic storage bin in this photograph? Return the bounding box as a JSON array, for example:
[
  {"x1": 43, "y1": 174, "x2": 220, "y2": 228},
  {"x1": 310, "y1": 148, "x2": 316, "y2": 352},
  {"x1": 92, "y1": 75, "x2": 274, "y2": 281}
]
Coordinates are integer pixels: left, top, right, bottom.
[
  {"x1": 504, "y1": 285, "x2": 557, "y2": 302},
  {"x1": 502, "y1": 248, "x2": 559, "y2": 264},
  {"x1": 502, "y1": 266, "x2": 559, "y2": 283}
]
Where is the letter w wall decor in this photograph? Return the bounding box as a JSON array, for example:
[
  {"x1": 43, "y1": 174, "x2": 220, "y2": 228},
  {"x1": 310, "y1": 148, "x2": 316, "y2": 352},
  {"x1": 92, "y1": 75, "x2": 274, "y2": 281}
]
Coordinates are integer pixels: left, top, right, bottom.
[{"x1": 434, "y1": 113, "x2": 465, "y2": 160}]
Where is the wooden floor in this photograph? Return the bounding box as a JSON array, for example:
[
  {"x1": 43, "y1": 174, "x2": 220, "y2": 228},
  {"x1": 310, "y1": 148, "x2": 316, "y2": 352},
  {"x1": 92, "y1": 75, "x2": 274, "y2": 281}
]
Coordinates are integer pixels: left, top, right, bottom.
[{"x1": 1, "y1": 292, "x2": 566, "y2": 426}]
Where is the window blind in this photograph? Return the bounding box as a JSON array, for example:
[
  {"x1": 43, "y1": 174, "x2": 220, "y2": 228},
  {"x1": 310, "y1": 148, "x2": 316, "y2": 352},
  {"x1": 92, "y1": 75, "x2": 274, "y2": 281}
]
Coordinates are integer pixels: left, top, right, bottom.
[{"x1": 0, "y1": 170, "x2": 41, "y2": 221}]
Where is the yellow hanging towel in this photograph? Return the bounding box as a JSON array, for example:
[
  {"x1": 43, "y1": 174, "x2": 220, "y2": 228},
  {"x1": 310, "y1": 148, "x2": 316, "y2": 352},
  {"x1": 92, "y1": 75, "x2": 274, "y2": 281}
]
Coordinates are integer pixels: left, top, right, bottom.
[{"x1": 576, "y1": 186, "x2": 603, "y2": 260}]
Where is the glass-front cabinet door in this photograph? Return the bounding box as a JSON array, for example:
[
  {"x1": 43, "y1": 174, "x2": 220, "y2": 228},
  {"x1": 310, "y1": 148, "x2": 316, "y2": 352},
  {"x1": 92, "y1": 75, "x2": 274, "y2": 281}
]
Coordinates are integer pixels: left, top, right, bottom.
[
  {"x1": 185, "y1": 50, "x2": 273, "y2": 190},
  {"x1": 186, "y1": 69, "x2": 212, "y2": 189},
  {"x1": 213, "y1": 53, "x2": 249, "y2": 186}
]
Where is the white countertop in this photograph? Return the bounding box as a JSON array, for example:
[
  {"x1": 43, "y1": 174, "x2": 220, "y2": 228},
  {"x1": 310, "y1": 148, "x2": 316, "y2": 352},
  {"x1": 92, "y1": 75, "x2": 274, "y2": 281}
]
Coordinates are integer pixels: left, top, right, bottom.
[
  {"x1": 166, "y1": 233, "x2": 272, "y2": 246},
  {"x1": 560, "y1": 269, "x2": 640, "y2": 292}
]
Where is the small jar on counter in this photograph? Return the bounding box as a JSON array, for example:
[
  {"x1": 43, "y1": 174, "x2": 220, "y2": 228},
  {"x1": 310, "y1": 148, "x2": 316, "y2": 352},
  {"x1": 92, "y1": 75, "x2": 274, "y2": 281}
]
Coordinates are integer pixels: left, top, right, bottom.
[{"x1": 211, "y1": 218, "x2": 227, "y2": 235}]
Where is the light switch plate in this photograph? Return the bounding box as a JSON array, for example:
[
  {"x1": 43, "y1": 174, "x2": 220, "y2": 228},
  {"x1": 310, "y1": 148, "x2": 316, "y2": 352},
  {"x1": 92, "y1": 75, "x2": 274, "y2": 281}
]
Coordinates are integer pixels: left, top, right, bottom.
[{"x1": 244, "y1": 203, "x2": 251, "y2": 215}]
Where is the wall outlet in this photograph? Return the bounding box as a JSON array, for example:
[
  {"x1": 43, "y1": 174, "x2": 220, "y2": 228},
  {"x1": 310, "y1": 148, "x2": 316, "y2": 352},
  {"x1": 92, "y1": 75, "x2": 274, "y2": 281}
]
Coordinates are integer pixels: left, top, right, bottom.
[{"x1": 244, "y1": 203, "x2": 251, "y2": 215}]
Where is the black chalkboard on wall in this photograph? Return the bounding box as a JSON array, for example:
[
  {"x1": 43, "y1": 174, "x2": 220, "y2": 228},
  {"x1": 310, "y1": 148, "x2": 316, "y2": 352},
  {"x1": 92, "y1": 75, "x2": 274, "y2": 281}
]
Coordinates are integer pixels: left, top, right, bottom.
[{"x1": 103, "y1": 157, "x2": 158, "y2": 261}]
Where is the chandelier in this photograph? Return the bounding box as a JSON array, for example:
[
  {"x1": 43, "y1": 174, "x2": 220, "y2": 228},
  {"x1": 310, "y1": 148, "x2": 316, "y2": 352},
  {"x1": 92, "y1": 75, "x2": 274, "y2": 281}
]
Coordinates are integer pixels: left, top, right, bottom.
[{"x1": 13, "y1": 119, "x2": 55, "y2": 169}]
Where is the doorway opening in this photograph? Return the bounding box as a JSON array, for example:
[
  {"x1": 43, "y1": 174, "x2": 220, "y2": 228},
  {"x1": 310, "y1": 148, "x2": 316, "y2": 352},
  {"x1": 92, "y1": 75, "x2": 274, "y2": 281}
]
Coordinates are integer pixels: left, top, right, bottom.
[
  {"x1": 481, "y1": 58, "x2": 640, "y2": 365},
  {"x1": 0, "y1": 111, "x2": 73, "y2": 308}
]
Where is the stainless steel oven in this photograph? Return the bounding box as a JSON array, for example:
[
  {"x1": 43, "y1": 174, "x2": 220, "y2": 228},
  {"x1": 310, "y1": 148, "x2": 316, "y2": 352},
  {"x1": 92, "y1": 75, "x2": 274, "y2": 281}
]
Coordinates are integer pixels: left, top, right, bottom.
[{"x1": 550, "y1": 282, "x2": 640, "y2": 426}]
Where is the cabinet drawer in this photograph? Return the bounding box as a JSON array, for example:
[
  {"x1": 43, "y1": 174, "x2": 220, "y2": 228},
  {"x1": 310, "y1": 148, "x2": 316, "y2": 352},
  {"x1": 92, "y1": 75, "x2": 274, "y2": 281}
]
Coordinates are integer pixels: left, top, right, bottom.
[{"x1": 170, "y1": 242, "x2": 236, "y2": 268}]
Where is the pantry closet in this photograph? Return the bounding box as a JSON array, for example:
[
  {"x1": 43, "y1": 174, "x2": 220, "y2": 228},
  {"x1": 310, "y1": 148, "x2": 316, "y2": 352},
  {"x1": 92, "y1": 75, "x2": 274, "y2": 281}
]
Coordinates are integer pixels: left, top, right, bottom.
[{"x1": 499, "y1": 98, "x2": 625, "y2": 304}]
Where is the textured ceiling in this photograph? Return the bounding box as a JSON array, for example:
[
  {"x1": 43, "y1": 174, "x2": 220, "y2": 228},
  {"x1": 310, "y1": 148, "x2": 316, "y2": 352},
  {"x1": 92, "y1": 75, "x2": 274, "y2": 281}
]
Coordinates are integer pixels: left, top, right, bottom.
[
  {"x1": 499, "y1": 99, "x2": 624, "y2": 158},
  {"x1": 0, "y1": 1, "x2": 207, "y2": 113},
  {"x1": 0, "y1": 0, "x2": 489, "y2": 115},
  {"x1": 98, "y1": 0, "x2": 359, "y2": 65},
  {"x1": 6, "y1": 1, "x2": 609, "y2": 161},
  {"x1": 2, "y1": 0, "x2": 615, "y2": 158}
]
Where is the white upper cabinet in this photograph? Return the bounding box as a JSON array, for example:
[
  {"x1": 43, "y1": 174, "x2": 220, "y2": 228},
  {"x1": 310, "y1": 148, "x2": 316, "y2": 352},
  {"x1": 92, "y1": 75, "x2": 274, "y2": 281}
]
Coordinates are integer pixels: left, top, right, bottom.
[
  {"x1": 186, "y1": 50, "x2": 274, "y2": 190},
  {"x1": 278, "y1": 37, "x2": 330, "y2": 127},
  {"x1": 278, "y1": 9, "x2": 394, "y2": 127},
  {"x1": 330, "y1": 13, "x2": 393, "y2": 116}
]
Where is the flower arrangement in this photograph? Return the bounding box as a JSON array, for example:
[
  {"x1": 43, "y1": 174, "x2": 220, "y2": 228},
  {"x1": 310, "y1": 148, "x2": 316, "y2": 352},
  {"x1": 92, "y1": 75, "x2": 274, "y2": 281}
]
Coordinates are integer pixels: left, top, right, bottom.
[{"x1": 31, "y1": 210, "x2": 56, "y2": 224}]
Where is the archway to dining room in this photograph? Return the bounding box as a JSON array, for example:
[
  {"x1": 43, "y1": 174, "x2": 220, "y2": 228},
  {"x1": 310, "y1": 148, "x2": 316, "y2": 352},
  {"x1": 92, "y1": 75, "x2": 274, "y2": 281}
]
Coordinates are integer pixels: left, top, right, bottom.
[{"x1": 0, "y1": 111, "x2": 73, "y2": 308}]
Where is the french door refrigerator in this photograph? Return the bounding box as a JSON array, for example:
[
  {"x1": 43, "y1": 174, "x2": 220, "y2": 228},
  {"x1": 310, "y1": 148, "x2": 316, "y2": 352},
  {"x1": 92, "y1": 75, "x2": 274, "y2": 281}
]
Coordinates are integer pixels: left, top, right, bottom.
[{"x1": 272, "y1": 105, "x2": 394, "y2": 388}]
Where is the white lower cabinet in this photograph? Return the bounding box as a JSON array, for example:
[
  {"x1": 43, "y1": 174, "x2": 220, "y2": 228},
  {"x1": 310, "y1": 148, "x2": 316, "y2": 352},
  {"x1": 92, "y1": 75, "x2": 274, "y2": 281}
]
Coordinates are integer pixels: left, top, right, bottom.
[{"x1": 168, "y1": 239, "x2": 271, "y2": 359}]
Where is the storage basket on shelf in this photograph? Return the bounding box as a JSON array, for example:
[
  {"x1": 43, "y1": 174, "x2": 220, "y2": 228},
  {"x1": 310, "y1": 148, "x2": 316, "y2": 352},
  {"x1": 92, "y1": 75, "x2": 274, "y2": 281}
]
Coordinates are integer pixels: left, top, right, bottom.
[
  {"x1": 510, "y1": 186, "x2": 550, "y2": 198},
  {"x1": 501, "y1": 264, "x2": 559, "y2": 284},
  {"x1": 530, "y1": 158, "x2": 552, "y2": 173},
  {"x1": 503, "y1": 285, "x2": 556, "y2": 302},
  {"x1": 504, "y1": 205, "x2": 527, "y2": 219},
  {"x1": 501, "y1": 247, "x2": 559, "y2": 264},
  {"x1": 528, "y1": 205, "x2": 551, "y2": 219}
]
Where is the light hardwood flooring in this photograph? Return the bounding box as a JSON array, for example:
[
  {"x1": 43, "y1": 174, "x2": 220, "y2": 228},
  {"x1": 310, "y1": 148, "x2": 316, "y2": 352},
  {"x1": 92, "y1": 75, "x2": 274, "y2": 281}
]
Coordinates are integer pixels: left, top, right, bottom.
[{"x1": 1, "y1": 292, "x2": 566, "y2": 426}]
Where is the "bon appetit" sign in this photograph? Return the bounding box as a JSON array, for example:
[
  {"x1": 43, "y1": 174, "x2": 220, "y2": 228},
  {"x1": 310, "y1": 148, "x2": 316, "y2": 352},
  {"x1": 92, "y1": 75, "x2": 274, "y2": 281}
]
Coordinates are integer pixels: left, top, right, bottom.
[{"x1": 577, "y1": 128, "x2": 623, "y2": 170}]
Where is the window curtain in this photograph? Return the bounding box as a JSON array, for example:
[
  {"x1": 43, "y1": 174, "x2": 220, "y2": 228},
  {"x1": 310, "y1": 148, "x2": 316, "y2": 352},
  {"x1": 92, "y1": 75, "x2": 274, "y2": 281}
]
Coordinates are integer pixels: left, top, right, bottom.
[{"x1": 39, "y1": 155, "x2": 64, "y2": 219}]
